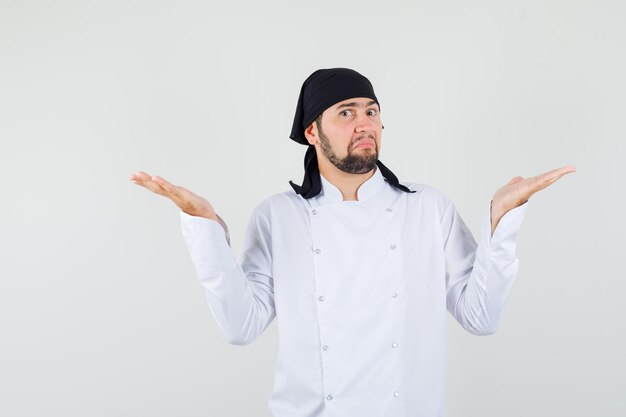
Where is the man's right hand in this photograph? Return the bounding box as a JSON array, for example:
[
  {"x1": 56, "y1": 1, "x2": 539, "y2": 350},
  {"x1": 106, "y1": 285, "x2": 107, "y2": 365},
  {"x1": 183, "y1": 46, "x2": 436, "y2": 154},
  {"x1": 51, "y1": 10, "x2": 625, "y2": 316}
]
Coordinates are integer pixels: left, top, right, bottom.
[{"x1": 130, "y1": 170, "x2": 218, "y2": 221}]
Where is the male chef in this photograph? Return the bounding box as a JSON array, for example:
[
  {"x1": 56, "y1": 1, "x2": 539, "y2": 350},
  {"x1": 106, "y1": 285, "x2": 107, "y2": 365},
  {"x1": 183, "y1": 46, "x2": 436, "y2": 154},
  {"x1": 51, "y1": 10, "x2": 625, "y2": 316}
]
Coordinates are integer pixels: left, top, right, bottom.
[{"x1": 130, "y1": 67, "x2": 575, "y2": 417}]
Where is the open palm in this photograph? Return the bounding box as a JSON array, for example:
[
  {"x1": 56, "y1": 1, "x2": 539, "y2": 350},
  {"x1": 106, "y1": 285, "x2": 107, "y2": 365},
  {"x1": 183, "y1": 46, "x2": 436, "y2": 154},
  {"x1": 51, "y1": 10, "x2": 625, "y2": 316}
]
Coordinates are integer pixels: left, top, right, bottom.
[
  {"x1": 492, "y1": 165, "x2": 576, "y2": 212},
  {"x1": 489, "y1": 165, "x2": 576, "y2": 236},
  {"x1": 130, "y1": 170, "x2": 217, "y2": 220}
]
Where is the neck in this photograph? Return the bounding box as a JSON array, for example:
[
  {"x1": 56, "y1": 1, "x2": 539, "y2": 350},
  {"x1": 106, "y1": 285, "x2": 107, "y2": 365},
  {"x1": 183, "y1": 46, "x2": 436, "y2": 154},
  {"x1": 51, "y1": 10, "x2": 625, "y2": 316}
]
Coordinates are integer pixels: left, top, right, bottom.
[{"x1": 318, "y1": 157, "x2": 376, "y2": 201}]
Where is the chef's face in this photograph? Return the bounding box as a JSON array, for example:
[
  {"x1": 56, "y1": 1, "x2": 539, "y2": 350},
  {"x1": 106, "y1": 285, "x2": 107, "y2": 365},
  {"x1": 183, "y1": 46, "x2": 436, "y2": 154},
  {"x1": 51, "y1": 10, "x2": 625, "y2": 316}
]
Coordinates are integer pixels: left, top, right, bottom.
[{"x1": 305, "y1": 97, "x2": 382, "y2": 174}]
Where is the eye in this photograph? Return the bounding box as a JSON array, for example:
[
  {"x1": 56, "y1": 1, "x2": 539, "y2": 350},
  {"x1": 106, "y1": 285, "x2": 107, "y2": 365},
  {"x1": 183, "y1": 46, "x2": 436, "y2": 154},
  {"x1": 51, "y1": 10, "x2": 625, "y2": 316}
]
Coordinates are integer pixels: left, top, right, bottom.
[
  {"x1": 367, "y1": 109, "x2": 378, "y2": 116},
  {"x1": 340, "y1": 110, "x2": 353, "y2": 117}
]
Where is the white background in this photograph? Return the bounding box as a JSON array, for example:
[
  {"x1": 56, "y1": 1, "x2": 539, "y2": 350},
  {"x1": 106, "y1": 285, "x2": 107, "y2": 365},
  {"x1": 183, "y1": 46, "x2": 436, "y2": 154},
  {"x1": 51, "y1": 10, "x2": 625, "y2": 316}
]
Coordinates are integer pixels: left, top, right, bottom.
[{"x1": 1, "y1": 0, "x2": 624, "y2": 416}]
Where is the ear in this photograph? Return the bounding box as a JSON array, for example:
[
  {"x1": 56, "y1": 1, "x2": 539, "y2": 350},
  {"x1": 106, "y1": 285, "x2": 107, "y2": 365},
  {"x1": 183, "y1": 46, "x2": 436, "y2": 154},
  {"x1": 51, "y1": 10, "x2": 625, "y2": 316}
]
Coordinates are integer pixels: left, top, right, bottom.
[{"x1": 304, "y1": 122, "x2": 317, "y2": 145}]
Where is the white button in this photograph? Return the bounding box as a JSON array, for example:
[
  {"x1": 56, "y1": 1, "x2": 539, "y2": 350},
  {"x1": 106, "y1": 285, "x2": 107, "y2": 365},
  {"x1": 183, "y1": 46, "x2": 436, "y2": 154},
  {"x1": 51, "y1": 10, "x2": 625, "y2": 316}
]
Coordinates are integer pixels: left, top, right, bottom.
[
  {"x1": 326, "y1": 394, "x2": 333, "y2": 401},
  {"x1": 322, "y1": 345, "x2": 329, "y2": 351},
  {"x1": 318, "y1": 296, "x2": 325, "y2": 302},
  {"x1": 392, "y1": 342, "x2": 398, "y2": 348},
  {"x1": 392, "y1": 292, "x2": 398, "y2": 298},
  {"x1": 314, "y1": 248, "x2": 321, "y2": 254},
  {"x1": 390, "y1": 244, "x2": 397, "y2": 250},
  {"x1": 312, "y1": 209, "x2": 318, "y2": 215},
  {"x1": 394, "y1": 391, "x2": 399, "y2": 397}
]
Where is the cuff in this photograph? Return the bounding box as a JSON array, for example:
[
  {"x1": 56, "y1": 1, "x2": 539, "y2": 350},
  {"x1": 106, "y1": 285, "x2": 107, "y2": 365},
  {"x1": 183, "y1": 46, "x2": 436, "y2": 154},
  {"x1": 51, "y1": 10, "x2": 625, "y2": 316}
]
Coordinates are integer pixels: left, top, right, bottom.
[
  {"x1": 180, "y1": 210, "x2": 237, "y2": 273},
  {"x1": 478, "y1": 200, "x2": 529, "y2": 265}
]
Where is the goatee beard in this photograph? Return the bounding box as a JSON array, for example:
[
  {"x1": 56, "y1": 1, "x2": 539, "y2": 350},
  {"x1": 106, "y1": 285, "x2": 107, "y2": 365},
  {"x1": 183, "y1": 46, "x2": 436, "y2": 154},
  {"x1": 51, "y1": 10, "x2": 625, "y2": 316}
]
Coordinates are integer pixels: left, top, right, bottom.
[{"x1": 318, "y1": 130, "x2": 379, "y2": 174}]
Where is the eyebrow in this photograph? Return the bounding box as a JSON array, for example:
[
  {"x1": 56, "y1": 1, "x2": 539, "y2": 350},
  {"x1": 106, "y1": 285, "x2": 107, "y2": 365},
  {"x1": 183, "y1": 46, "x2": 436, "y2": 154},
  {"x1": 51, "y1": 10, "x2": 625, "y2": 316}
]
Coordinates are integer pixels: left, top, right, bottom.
[{"x1": 335, "y1": 100, "x2": 378, "y2": 110}]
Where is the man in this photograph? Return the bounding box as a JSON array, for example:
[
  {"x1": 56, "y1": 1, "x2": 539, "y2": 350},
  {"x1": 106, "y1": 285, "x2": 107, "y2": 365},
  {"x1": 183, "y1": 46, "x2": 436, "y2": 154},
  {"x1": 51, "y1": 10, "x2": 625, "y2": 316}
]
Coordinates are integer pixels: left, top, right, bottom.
[{"x1": 130, "y1": 68, "x2": 575, "y2": 417}]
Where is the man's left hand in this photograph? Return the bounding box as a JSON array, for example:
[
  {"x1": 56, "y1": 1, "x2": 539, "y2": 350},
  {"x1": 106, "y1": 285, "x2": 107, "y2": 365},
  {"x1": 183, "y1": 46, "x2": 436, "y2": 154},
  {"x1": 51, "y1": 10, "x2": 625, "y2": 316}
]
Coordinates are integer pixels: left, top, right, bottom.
[{"x1": 490, "y1": 165, "x2": 577, "y2": 236}]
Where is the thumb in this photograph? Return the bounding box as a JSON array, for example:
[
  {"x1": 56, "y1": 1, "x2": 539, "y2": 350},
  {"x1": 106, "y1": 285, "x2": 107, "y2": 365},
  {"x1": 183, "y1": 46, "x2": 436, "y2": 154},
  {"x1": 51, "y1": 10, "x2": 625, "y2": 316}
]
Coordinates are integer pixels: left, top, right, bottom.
[{"x1": 508, "y1": 176, "x2": 524, "y2": 185}]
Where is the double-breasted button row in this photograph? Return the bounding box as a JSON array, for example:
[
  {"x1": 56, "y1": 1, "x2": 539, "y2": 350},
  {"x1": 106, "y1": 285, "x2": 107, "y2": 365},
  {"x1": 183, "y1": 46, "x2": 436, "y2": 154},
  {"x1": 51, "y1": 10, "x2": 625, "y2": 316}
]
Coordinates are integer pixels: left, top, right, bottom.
[
  {"x1": 313, "y1": 205, "x2": 399, "y2": 404},
  {"x1": 386, "y1": 208, "x2": 397, "y2": 256}
]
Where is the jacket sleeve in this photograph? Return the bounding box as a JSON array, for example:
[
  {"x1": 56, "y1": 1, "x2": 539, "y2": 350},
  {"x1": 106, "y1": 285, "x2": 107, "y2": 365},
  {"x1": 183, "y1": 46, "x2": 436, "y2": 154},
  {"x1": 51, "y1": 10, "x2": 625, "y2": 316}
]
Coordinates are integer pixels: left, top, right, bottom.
[
  {"x1": 443, "y1": 199, "x2": 529, "y2": 335},
  {"x1": 180, "y1": 205, "x2": 276, "y2": 345}
]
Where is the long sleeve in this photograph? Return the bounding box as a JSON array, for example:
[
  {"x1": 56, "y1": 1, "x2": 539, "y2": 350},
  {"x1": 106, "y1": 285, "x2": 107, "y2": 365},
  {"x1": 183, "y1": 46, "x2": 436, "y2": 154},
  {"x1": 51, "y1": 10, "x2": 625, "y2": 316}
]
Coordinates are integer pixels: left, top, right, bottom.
[
  {"x1": 180, "y1": 206, "x2": 276, "y2": 345},
  {"x1": 443, "y1": 199, "x2": 529, "y2": 335}
]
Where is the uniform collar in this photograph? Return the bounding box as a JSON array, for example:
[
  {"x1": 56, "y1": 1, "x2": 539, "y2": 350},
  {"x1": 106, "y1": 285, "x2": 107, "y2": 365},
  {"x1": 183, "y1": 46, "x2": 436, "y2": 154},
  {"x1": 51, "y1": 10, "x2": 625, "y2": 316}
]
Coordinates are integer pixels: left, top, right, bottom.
[{"x1": 317, "y1": 165, "x2": 386, "y2": 205}]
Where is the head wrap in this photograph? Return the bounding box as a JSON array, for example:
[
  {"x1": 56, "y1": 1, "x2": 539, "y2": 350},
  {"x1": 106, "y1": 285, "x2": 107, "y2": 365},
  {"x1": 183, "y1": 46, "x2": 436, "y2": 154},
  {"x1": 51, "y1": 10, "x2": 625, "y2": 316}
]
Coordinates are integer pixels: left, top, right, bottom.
[{"x1": 288, "y1": 67, "x2": 415, "y2": 198}]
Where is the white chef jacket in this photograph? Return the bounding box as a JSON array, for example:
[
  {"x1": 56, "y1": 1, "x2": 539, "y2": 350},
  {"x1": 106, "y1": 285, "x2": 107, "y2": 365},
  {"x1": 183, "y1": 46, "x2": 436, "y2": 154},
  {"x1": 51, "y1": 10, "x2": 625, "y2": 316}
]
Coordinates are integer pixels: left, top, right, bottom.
[{"x1": 180, "y1": 165, "x2": 529, "y2": 417}]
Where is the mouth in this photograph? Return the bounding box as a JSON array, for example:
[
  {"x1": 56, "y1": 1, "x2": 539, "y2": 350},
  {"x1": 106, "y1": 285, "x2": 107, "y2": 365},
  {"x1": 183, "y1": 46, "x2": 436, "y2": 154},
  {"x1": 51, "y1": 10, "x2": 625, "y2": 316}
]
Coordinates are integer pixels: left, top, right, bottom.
[{"x1": 354, "y1": 140, "x2": 375, "y2": 149}]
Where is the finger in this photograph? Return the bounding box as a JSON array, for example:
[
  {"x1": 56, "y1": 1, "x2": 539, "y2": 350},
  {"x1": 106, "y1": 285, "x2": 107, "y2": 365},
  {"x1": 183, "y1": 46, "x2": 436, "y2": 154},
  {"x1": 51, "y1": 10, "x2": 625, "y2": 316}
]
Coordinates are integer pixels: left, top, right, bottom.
[
  {"x1": 151, "y1": 176, "x2": 183, "y2": 200},
  {"x1": 538, "y1": 165, "x2": 577, "y2": 182},
  {"x1": 527, "y1": 165, "x2": 576, "y2": 194},
  {"x1": 137, "y1": 179, "x2": 169, "y2": 197},
  {"x1": 152, "y1": 175, "x2": 174, "y2": 191},
  {"x1": 130, "y1": 170, "x2": 152, "y2": 183},
  {"x1": 131, "y1": 172, "x2": 171, "y2": 197},
  {"x1": 529, "y1": 165, "x2": 576, "y2": 191},
  {"x1": 153, "y1": 177, "x2": 194, "y2": 210}
]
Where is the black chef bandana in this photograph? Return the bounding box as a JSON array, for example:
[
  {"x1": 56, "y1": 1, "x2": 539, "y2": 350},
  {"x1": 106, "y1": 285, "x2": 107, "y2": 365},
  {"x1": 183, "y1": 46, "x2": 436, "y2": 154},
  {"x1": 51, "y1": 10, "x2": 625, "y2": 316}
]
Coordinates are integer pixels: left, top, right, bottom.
[{"x1": 288, "y1": 67, "x2": 415, "y2": 199}]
